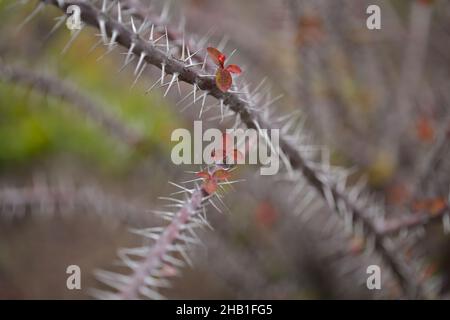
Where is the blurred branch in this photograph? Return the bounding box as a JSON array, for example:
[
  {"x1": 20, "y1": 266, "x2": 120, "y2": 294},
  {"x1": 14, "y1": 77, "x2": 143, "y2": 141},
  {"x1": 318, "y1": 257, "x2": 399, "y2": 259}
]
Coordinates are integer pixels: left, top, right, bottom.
[
  {"x1": 113, "y1": 188, "x2": 206, "y2": 300},
  {"x1": 0, "y1": 181, "x2": 150, "y2": 225},
  {"x1": 0, "y1": 62, "x2": 145, "y2": 148}
]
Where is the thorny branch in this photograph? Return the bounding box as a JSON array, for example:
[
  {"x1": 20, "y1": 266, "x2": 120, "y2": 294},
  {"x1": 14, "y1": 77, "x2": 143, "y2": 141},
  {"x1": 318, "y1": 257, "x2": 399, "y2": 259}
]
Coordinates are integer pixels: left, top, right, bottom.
[{"x1": 34, "y1": 0, "x2": 432, "y2": 298}]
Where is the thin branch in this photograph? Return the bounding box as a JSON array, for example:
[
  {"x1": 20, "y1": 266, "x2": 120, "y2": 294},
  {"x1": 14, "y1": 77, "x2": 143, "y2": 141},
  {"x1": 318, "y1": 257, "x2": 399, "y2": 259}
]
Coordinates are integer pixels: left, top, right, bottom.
[
  {"x1": 0, "y1": 183, "x2": 149, "y2": 224},
  {"x1": 116, "y1": 188, "x2": 205, "y2": 299}
]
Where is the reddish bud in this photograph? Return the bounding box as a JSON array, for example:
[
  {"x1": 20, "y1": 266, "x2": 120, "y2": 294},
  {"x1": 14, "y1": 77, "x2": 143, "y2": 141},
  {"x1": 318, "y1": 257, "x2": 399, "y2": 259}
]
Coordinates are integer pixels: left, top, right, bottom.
[
  {"x1": 226, "y1": 64, "x2": 242, "y2": 74},
  {"x1": 207, "y1": 47, "x2": 226, "y2": 68},
  {"x1": 215, "y1": 68, "x2": 232, "y2": 92}
]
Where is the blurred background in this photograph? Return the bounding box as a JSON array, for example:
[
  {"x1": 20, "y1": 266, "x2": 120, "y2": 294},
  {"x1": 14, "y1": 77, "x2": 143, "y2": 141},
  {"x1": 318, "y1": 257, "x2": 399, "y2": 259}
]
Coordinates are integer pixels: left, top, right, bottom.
[{"x1": 0, "y1": 0, "x2": 449, "y2": 299}]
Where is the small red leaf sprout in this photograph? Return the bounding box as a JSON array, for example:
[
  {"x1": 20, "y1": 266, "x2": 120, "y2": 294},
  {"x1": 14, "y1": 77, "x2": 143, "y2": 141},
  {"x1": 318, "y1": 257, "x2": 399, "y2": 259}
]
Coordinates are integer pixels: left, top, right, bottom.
[
  {"x1": 207, "y1": 47, "x2": 242, "y2": 92},
  {"x1": 196, "y1": 168, "x2": 231, "y2": 195}
]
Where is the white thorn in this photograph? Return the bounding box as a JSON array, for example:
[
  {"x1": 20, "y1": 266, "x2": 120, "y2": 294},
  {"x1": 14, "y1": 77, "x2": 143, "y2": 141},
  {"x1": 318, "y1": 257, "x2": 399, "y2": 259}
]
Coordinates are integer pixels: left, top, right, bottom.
[
  {"x1": 87, "y1": 38, "x2": 103, "y2": 55},
  {"x1": 217, "y1": 35, "x2": 229, "y2": 52},
  {"x1": 131, "y1": 17, "x2": 137, "y2": 33},
  {"x1": 117, "y1": 2, "x2": 122, "y2": 23},
  {"x1": 184, "y1": 46, "x2": 191, "y2": 63},
  {"x1": 61, "y1": 28, "x2": 81, "y2": 54},
  {"x1": 176, "y1": 88, "x2": 195, "y2": 106},
  {"x1": 17, "y1": 2, "x2": 44, "y2": 32},
  {"x1": 125, "y1": 42, "x2": 136, "y2": 65},
  {"x1": 134, "y1": 52, "x2": 146, "y2": 75},
  {"x1": 181, "y1": 33, "x2": 185, "y2": 61},
  {"x1": 164, "y1": 73, "x2": 179, "y2": 97},
  {"x1": 132, "y1": 63, "x2": 147, "y2": 88},
  {"x1": 160, "y1": 63, "x2": 166, "y2": 85},
  {"x1": 165, "y1": 27, "x2": 170, "y2": 54},
  {"x1": 160, "y1": 1, "x2": 170, "y2": 21},
  {"x1": 201, "y1": 53, "x2": 208, "y2": 71},
  {"x1": 145, "y1": 78, "x2": 161, "y2": 94},
  {"x1": 108, "y1": 30, "x2": 118, "y2": 51},
  {"x1": 202, "y1": 92, "x2": 208, "y2": 107},
  {"x1": 227, "y1": 49, "x2": 237, "y2": 62},
  {"x1": 98, "y1": 18, "x2": 108, "y2": 44},
  {"x1": 138, "y1": 17, "x2": 149, "y2": 33},
  {"x1": 101, "y1": 0, "x2": 107, "y2": 12},
  {"x1": 208, "y1": 198, "x2": 222, "y2": 213},
  {"x1": 175, "y1": 76, "x2": 181, "y2": 96},
  {"x1": 193, "y1": 83, "x2": 198, "y2": 102},
  {"x1": 163, "y1": 254, "x2": 185, "y2": 268},
  {"x1": 220, "y1": 99, "x2": 224, "y2": 122},
  {"x1": 148, "y1": 24, "x2": 154, "y2": 41},
  {"x1": 118, "y1": 55, "x2": 135, "y2": 73},
  {"x1": 176, "y1": 244, "x2": 193, "y2": 268},
  {"x1": 44, "y1": 15, "x2": 66, "y2": 41}
]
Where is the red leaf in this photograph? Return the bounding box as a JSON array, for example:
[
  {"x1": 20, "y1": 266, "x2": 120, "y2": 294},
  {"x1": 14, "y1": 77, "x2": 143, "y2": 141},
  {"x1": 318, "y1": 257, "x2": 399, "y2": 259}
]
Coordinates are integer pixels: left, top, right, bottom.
[
  {"x1": 203, "y1": 179, "x2": 218, "y2": 194},
  {"x1": 212, "y1": 169, "x2": 231, "y2": 180},
  {"x1": 429, "y1": 197, "x2": 446, "y2": 215},
  {"x1": 225, "y1": 64, "x2": 242, "y2": 74},
  {"x1": 196, "y1": 171, "x2": 211, "y2": 180},
  {"x1": 411, "y1": 197, "x2": 447, "y2": 215},
  {"x1": 215, "y1": 68, "x2": 232, "y2": 92},
  {"x1": 207, "y1": 47, "x2": 225, "y2": 68}
]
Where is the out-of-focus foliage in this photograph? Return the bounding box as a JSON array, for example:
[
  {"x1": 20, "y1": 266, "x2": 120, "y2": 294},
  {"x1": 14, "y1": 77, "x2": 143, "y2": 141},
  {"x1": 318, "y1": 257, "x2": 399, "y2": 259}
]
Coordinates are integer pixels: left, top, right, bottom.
[{"x1": 0, "y1": 1, "x2": 181, "y2": 174}]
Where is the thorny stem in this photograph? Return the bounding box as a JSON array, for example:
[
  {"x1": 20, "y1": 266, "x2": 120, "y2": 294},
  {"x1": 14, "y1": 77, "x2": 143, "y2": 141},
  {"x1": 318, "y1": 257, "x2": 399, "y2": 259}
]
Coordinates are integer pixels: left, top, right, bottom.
[
  {"x1": 120, "y1": 0, "x2": 213, "y2": 70},
  {"x1": 119, "y1": 189, "x2": 205, "y2": 299},
  {"x1": 40, "y1": 0, "x2": 423, "y2": 298}
]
